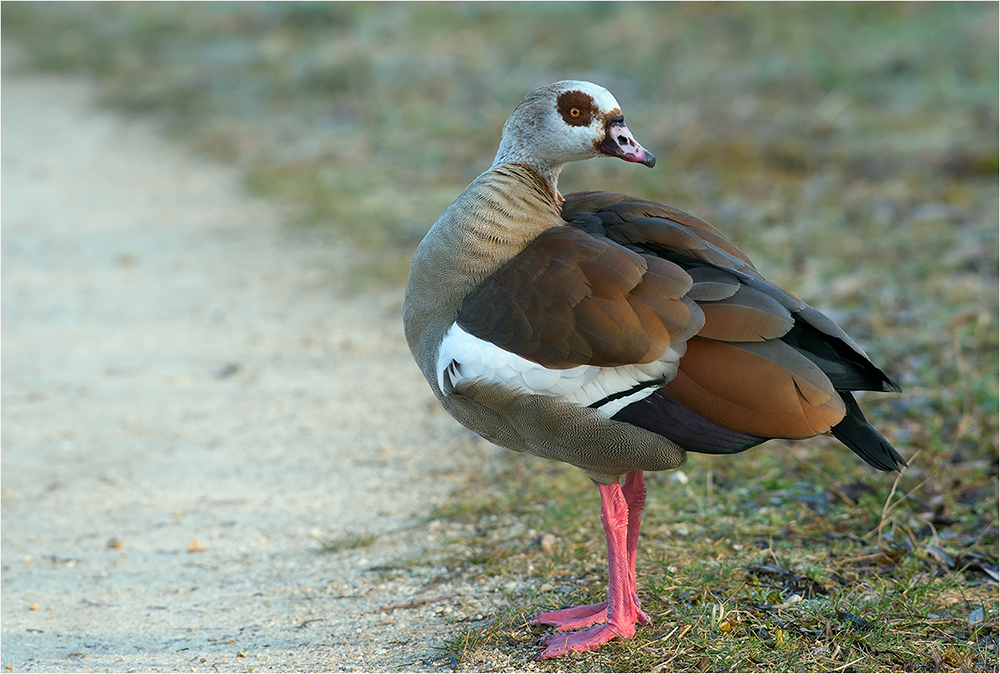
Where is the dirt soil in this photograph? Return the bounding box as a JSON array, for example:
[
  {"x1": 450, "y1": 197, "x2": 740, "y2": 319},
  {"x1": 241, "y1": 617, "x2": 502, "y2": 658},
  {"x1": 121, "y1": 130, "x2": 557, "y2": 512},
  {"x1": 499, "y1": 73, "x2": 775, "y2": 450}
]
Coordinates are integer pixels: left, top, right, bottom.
[{"x1": 1, "y1": 73, "x2": 507, "y2": 671}]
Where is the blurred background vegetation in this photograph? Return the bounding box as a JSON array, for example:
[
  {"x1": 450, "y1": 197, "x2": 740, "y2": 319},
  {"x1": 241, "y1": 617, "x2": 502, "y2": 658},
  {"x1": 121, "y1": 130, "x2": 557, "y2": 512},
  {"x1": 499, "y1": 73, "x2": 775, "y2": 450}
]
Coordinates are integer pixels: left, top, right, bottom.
[{"x1": 4, "y1": 2, "x2": 996, "y2": 670}]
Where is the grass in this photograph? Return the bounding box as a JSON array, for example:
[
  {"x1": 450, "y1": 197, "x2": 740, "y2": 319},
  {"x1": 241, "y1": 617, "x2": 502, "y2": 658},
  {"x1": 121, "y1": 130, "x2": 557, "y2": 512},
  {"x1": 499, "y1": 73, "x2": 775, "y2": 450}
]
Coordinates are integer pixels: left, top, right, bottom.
[
  {"x1": 316, "y1": 531, "x2": 378, "y2": 554},
  {"x1": 4, "y1": 2, "x2": 996, "y2": 671}
]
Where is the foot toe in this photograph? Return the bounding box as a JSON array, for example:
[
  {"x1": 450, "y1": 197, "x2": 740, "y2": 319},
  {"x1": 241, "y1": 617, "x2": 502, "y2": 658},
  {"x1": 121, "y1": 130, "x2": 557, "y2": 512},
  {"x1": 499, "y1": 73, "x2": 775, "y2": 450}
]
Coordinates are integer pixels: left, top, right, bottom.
[
  {"x1": 538, "y1": 623, "x2": 634, "y2": 659},
  {"x1": 531, "y1": 601, "x2": 608, "y2": 628}
]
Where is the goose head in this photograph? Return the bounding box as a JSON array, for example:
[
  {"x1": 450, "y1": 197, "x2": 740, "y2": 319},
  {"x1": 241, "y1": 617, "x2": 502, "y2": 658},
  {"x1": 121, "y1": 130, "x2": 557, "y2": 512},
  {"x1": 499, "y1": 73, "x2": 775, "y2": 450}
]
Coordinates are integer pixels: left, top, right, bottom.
[{"x1": 492, "y1": 80, "x2": 655, "y2": 188}]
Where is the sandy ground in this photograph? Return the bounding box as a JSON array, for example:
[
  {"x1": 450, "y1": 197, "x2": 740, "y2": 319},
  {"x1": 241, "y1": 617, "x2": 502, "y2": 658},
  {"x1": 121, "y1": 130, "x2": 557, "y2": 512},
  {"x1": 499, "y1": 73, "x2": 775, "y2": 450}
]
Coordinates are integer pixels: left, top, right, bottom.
[{"x1": 1, "y1": 73, "x2": 507, "y2": 671}]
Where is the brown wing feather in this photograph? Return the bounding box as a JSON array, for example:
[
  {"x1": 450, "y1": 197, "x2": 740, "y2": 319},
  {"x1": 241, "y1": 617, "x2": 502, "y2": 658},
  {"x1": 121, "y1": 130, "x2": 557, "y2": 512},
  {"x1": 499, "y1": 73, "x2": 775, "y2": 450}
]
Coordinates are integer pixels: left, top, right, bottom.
[
  {"x1": 457, "y1": 226, "x2": 699, "y2": 369},
  {"x1": 665, "y1": 337, "x2": 846, "y2": 438},
  {"x1": 698, "y1": 284, "x2": 794, "y2": 342}
]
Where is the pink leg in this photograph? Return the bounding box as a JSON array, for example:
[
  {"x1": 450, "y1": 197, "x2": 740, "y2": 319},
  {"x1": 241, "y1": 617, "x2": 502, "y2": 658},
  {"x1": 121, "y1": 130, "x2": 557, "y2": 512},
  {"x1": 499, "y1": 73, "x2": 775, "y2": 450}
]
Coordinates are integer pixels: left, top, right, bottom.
[
  {"x1": 533, "y1": 472, "x2": 650, "y2": 659},
  {"x1": 622, "y1": 470, "x2": 651, "y2": 626},
  {"x1": 531, "y1": 472, "x2": 648, "y2": 632}
]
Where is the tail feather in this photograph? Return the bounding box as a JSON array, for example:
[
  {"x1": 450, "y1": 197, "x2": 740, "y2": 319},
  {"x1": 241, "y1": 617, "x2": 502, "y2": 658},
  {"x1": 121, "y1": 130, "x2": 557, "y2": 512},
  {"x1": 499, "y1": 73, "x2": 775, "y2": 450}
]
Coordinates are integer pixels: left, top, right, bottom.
[{"x1": 830, "y1": 392, "x2": 906, "y2": 472}]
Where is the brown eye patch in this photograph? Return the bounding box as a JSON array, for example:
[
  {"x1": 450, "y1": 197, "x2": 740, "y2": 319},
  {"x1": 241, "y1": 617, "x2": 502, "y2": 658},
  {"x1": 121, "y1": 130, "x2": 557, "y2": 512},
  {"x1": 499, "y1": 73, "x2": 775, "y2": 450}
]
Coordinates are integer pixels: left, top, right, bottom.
[{"x1": 557, "y1": 90, "x2": 598, "y2": 127}]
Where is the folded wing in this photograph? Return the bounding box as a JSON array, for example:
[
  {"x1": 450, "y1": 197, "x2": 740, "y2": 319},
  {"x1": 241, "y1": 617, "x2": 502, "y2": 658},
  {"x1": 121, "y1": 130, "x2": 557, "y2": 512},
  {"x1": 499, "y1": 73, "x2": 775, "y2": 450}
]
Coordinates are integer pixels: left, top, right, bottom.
[{"x1": 562, "y1": 191, "x2": 905, "y2": 471}]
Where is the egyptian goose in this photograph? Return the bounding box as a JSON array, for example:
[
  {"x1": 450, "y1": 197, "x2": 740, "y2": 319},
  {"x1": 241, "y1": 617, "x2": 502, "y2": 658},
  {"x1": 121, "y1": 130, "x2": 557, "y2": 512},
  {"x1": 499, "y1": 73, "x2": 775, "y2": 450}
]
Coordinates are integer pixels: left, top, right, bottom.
[{"x1": 403, "y1": 80, "x2": 904, "y2": 659}]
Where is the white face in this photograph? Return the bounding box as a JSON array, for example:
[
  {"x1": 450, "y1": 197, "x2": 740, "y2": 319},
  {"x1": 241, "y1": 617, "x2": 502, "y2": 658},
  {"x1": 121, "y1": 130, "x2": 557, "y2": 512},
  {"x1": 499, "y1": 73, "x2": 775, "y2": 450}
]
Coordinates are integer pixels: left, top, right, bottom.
[
  {"x1": 496, "y1": 80, "x2": 653, "y2": 169},
  {"x1": 526, "y1": 80, "x2": 623, "y2": 164}
]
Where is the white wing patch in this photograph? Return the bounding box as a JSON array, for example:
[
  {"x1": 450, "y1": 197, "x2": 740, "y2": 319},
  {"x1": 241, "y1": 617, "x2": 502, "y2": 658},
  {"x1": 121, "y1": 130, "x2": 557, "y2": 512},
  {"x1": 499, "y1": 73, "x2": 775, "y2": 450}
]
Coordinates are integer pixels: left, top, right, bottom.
[{"x1": 436, "y1": 323, "x2": 682, "y2": 417}]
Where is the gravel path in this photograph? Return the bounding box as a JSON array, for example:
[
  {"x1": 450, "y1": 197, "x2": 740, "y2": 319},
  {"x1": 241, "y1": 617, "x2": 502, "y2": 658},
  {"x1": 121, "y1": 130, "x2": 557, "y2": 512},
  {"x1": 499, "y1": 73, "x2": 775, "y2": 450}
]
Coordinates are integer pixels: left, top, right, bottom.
[{"x1": 1, "y1": 73, "x2": 503, "y2": 671}]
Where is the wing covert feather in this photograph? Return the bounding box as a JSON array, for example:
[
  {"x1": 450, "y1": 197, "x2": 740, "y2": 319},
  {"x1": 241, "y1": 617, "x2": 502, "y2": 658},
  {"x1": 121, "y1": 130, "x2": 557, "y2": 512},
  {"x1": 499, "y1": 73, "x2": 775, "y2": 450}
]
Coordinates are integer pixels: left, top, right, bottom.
[
  {"x1": 698, "y1": 285, "x2": 795, "y2": 342},
  {"x1": 686, "y1": 266, "x2": 741, "y2": 301},
  {"x1": 457, "y1": 226, "x2": 698, "y2": 369}
]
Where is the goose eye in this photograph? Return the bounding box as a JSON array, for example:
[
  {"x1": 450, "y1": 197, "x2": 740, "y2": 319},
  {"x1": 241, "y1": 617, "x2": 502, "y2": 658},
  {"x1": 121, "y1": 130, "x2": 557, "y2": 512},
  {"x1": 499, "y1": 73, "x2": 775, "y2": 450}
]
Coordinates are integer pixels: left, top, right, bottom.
[{"x1": 569, "y1": 107, "x2": 581, "y2": 118}]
